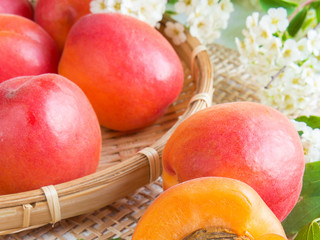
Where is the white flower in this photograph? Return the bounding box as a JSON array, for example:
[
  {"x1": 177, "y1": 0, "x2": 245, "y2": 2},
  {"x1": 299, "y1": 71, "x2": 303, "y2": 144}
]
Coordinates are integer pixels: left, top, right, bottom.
[
  {"x1": 279, "y1": 39, "x2": 301, "y2": 64},
  {"x1": 260, "y1": 64, "x2": 320, "y2": 117},
  {"x1": 263, "y1": 36, "x2": 282, "y2": 60},
  {"x1": 90, "y1": 0, "x2": 108, "y2": 13},
  {"x1": 219, "y1": 0, "x2": 234, "y2": 15},
  {"x1": 246, "y1": 12, "x2": 259, "y2": 31},
  {"x1": 307, "y1": 29, "x2": 320, "y2": 56},
  {"x1": 106, "y1": 0, "x2": 123, "y2": 12},
  {"x1": 164, "y1": 21, "x2": 187, "y2": 45},
  {"x1": 254, "y1": 24, "x2": 273, "y2": 46},
  {"x1": 184, "y1": 0, "x2": 233, "y2": 45},
  {"x1": 260, "y1": 8, "x2": 289, "y2": 34},
  {"x1": 297, "y1": 37, "x2": 312, "y2": 61},
  {"x1": 90, "y1": 0, "x2": 166, "y2": 27},
  {"x1": 291, "y1": 120, "x2": 320, "y2": 163},
  {"x1": 305, "y1": 55, "x2": 320, "y2": 72},
  {"x1": 175, "y1": 0, "x2": 199, "y2": 14}
]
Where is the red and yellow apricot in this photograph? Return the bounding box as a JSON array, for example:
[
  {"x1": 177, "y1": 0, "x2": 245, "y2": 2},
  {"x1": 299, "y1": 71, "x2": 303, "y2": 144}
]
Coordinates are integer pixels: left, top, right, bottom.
[
  {"x1": 0, "y1": 74, "x2": 101, "y2": 194},
  {"x1": 162, "y1": 102, "x2": 305, "y2": 221},
  {"x1": 132, "y1": 177, "x2": 287, "y2": 240},
  {"x1": 0, "y1": 0, "x2": 34, "y2": 19},
  {"x1": 59, "y1": 13, "x2": 184, "y2": 131},
  {"x1": 35, "y1": 0, "x2": 91, "y2": 52},
  {"x1": 0, "y1": 14, "x2": 59, "y2": 83}
]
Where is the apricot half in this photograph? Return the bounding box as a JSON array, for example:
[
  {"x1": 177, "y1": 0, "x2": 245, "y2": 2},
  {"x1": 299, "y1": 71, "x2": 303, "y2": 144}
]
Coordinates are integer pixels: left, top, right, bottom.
[
  {"x1": 162, "y1": 102, "x2": 305, "y2": 221},
  {"x1": 132, "y1": 177, "x2": 287, "y2": 240}
]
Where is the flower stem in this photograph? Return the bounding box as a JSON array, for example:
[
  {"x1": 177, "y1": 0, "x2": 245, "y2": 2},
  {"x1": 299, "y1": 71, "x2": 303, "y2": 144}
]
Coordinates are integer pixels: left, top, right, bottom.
[
  {"x1": 265, "y1": 66, "x2": 287, "y2": 89},
  {"x1": 288, "y1": 0, "x2": 316, "y2": 22}
]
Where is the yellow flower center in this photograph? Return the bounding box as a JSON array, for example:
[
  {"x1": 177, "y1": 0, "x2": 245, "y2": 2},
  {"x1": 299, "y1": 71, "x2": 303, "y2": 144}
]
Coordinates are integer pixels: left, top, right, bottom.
[
  {"x1": 100, "y1": 1, "x2": 107, "y2": 9},
  {"x1": 298, "y1": 45, "x2": 304, "y2": 51},
  {"x1": 185, "y1": 0, "x2": 192, "y2": 6},
  {"x1": 114, "y1": 2, "x2": 121, "y2": 11},
  {"x1": 272, "y1": 18, "x2": 279, "y2": 25},
  {"x1": 261, "y1": 30, "x2": 269, "y2": 39},
  {"x1": 174, "y1": 28, "x2": 180, "y2": 35},
  {"x1": 221, "y1": 3, "x2": 225, "y2": 11},
  {"x1": 283, "y1": 49, "x2": 292, "y2": 58}
]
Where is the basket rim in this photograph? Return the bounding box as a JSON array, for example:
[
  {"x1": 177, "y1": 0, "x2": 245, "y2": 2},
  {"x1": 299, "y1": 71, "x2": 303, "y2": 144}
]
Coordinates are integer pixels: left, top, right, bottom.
[{"x1": 0, "y1": 15, "x2": 214, "y2": 234}]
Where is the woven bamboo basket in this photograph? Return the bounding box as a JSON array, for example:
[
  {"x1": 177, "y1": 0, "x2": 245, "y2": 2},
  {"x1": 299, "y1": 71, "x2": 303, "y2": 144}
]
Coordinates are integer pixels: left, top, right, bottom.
[
  {"x1": 0, "y1": 7, "x2": 214, "y2": 236},
  {"x1": 0, "y1": 42, "x2": 262, "y2": 240}
]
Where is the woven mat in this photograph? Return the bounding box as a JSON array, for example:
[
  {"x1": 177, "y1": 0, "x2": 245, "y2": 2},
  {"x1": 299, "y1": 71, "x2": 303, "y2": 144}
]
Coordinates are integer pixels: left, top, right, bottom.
[{"x1": 1, "y1": 43, "x2": 259, "y2": 240}]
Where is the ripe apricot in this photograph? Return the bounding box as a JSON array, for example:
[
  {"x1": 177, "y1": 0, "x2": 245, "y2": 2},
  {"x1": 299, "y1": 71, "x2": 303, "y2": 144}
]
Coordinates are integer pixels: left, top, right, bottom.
[
  {"x1": 0, "y1": 74, "x2": 101, "y2": 194},
  {"x1": 162, "y1": 102, "x2": 305, "y2": 221},
  {"x1": 132, "y1": 177, "x2": 287, "y2": 240},
  {"x1": 59, "y1": 13, "x2": 184, "y2": 131},
  {"x1": 35, "y1": 0, "x2": 91, "y2": 52},
  {"x1": 0, "y1": 0, "x2": 34, "y2": 19},
  {"x1": 0, "y1": 14, "x2": 59, "y2": 83}
]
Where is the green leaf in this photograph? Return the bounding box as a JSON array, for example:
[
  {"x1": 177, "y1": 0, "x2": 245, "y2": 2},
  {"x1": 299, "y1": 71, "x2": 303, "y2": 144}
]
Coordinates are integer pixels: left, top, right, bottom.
[
  {"x1": 311, "y1": 221, "x2": 320, "y2": 238},
  {"x1": 282, "y1": 162, "x2": 320, "y2": 236},
  {"x1": 302, "y1": 16, "x2": 317, "y2": 32},
  {"x1": 168, "y1": 0, "x2": 178, "y2": 4},
  {"x1": 294, "y1": 223, "x2": 310, "y2": 240},
  {"x1": 311, "y1": 2, "x2": 320, "y2": 23},
  {"x1": 294, "y1": 219, "x2": 320, "y2": 240},
  {"x1": 287, "y1": 7, "x2": 308, "y2": 37},
  {"x1": 295, "y1": 116, "x2": 320, "y2": 129},
  {"x1": 165, "y1": 10, "x2": 178, "y2": 15},
  {"x1": 259, "y1": 0, "x2": 298, "y2": 16}
]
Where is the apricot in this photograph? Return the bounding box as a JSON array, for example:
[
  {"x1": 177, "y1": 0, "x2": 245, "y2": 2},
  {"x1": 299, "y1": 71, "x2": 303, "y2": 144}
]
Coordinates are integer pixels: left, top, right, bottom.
[
  {"x1": 132, "y1": 177, "x2": 287, "y2": 240},
  {"x1": 256, "y1": 234, "x2": 288, "y2": 240},
  {"x1": 0, "y1": 74, "x2": 101, "y2": 194},
  {"x1": 162, "y1": 102, "x2": 305, "y2": 221},
  {"x1": 35, "y1": 0, "x2": 91, "y2": 52},
  {"x1": 0, "y1": 0, "x2": 33, "y2": 19},
  {"x1": 59, "y1": 13, "x2": 184, "y2": 131},
  {"x1": 0, "y1": 14, "x2": 59, "y2": 83}
]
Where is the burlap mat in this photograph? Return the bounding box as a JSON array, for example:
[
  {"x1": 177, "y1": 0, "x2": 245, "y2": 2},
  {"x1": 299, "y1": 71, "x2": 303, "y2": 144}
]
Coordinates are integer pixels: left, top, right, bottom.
[{"x1": 1, "y1": 43, "x2": 260, "y2": 240}]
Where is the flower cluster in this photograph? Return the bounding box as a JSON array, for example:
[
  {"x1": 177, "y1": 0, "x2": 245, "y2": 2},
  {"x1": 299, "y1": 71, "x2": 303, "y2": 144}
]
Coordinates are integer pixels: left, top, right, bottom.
[
  {"x1": 291, "y1": 120, "x2": 320, "y2": 163},
  {"x1": 90, "y1": 0, "x2": 167, "y2": 27},
  {"x1": 90, "y1": 0, "x2": 234, "y2": 46},
  {"x1": 173, "y1": 0, "x2": 234, "y2": 45},
  {"x1": 236, "y1": 7, "x2": 320, "y2": 117}
]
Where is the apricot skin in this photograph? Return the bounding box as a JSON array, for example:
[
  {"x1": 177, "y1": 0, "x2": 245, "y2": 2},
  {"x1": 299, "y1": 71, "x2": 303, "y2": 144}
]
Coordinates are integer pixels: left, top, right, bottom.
[
  {"x1": 35, "y1": 0, "x2": 91, "y2": 52},
  {"x1": 59, "y1": 13, "x2": 184, "y2": 131},
  {"x1": 0, "y1": 14, "x2": 59, "y2": 83},
  {"x1": 0, "y1": 0, "x2": 33, "y2": 19},
  {"x1": 132, "y1": 177, "x2": 287, "y2": 240},
  {"x1": 0, "y1": 74, "x2": 101, "y2": 194},
  {"x1": 162, "y1": 102, "x2": 305, "y2": 222}
]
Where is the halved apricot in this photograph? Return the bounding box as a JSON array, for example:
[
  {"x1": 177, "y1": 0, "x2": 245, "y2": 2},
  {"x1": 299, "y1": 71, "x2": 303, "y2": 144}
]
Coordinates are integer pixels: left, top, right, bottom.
[{"x1": 132, "y1": 177, "x2": 287, "y2": 240}]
